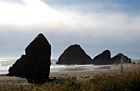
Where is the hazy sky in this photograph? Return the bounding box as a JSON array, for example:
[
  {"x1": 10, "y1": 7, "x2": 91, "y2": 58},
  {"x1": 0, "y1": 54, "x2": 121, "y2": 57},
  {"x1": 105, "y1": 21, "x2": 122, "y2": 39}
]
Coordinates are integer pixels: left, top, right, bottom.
[{"x1": 0, "y1": 0, "x2": 140, "y2": 59}]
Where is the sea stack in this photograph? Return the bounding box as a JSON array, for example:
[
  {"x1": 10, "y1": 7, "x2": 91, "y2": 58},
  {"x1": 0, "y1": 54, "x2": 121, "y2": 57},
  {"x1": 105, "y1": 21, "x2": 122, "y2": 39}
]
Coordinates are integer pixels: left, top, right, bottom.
[
  {"x1": 8, "y1": 55, "x2": 26, "y2": 76},
  {"x1": 92, "y1": 50, "x2": 111, "y2": 65},
  {"x1": 56, "y1": 44, "x2": 93, "y2": 64},
  {"x1": 8, "y1": 33, "x2": 51, "y2": 83},
  {"x1": 111, "y1": 53, "x2": 131, "y2": 64}
]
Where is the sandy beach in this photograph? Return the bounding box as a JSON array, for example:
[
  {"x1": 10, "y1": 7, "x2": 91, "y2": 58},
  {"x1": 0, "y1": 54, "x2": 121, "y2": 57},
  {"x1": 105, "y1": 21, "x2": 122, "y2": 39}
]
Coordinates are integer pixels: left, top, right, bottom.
[
  {"x1": 0, "y1": 75, "x2": 30, "y2": 86},
  {"x1": 50, "y1": 70, "x2": 114, "y2": 80},
  {"x1": 0, "y1": 70, "x2": 115, "y2": 87},
  {"x1": 0, "y1": 63, "x2": 138, "y2": 86},
  {"x1": 0, "y1": 64, "x2": 139, "y2": 91}
]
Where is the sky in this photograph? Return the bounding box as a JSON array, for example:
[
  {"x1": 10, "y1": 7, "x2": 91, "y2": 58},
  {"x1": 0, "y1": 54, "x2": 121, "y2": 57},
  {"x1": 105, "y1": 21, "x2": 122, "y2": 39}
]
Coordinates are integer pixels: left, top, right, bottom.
[{"x1": 0, "y1": 0, "x2": 140, "y2": 59}]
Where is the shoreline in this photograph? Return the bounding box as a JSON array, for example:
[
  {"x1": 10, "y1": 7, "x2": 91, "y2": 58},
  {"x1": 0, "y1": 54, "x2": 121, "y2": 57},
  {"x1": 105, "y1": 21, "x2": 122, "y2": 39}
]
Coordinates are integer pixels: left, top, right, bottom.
[
  {"x1": 0, "y1": 70, "x2": 116, "y2": 86},
  {"x1": 0, "y1": 63, "x2": 139, "y2": 91},
  {"x1": 0, "y1": 63, "x2": 138, "y2": 86}
]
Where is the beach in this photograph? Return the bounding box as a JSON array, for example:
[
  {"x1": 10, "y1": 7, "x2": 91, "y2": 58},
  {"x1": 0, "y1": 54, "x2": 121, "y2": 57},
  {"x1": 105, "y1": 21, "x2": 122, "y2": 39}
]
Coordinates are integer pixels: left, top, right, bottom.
[
  {"x1": 0, "y1": 68, "x2": 122, "y2": 87},
  {"x1": 50, "y1": 70, "x2": 114, "y2": 80},
  {"x1": 0, "y1": 63, "x2": 139, "y2": 91},
  {"x1": 0, "y1": 70, "x2": 114, "y2": 86},
  {"x1": 0, "y1": 63, "x2": 137, "y2": 86}
]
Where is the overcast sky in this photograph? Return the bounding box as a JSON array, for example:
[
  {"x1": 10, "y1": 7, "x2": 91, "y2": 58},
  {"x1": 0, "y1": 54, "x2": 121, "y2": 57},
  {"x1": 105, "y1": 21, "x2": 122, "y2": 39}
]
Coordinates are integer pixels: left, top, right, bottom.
[{"x1": 0, "y1": 0, "x2": 140, "y2": 59}]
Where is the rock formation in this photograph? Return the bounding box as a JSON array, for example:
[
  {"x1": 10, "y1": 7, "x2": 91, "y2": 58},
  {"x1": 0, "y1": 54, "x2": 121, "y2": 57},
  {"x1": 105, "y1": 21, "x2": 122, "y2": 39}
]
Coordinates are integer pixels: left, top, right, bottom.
[
  {"x1": 8, "y1": 55, "x2": 26, "y2": 76},
  {"x1": 111, "y1": 53, "x2": 131, "y2": 64},
  {"x1": 8, "y1": 33, "x2": 51, "y2": 84},
  {"x1": 56, "y1": 44, "x2": 93, "y2": 64},
  {"x1": 92, "y1": 50, "x2": 111, "y2": 65}
]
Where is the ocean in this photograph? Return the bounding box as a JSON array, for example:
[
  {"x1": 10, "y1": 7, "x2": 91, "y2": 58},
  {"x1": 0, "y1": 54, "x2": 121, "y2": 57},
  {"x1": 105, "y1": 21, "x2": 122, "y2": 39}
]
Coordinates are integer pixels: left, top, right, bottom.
[{"x1": 0, "y1": 58, "x2": 138, "y2": 74}]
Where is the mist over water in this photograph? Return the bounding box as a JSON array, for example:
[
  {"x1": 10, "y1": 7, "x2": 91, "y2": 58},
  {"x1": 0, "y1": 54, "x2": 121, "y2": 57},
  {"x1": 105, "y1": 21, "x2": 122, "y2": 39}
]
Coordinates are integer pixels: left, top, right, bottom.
[{"x1": 0, "y1": 58, "x2": 138, "y2": 74}]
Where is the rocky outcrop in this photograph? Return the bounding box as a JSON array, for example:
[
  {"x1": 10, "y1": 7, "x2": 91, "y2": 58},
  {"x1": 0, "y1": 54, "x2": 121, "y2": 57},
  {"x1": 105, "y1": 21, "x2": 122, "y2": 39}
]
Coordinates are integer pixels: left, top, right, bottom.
[
  {"x1": 92, "y1": 50, "x2": 111, "y2": 65},
  {"x1": 56, "y1": 44, "x2": 93, "y2": 64},
  {"x1": 111, "y1": 53, "x2": 131, "y2": 64},
  {"x1": 8, "y1": 33, "x2": 51, "y2": 84},
  {"x1": 8, "y1": 55, "x2": 26, "y2": 76}
]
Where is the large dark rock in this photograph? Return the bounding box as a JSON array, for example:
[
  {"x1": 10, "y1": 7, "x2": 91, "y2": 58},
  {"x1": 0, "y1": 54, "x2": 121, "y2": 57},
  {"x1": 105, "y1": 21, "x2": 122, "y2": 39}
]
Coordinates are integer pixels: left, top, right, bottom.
[
  {"x1": 8, "y1": 55, "x2": 26, "y2": 77},
  {"x1": 111, "y1": 53, "x2": 131, "y2": 64},
  {"x1": 8, "y1": 33, "x2": 51, "y2": 83},
  {"x1": 92, "y1": 50, "x2": 111, "y2": 65},
  {"x1": 56, "y1": 44, "x2": 93, "y2": 64}
]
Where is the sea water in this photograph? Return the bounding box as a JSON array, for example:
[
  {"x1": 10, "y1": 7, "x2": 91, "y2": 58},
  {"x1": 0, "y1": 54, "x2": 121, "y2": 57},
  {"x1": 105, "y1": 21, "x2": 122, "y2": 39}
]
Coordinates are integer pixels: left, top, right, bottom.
[{"x1": 0, "y1": 58, "x2": 138, "y2": 74}]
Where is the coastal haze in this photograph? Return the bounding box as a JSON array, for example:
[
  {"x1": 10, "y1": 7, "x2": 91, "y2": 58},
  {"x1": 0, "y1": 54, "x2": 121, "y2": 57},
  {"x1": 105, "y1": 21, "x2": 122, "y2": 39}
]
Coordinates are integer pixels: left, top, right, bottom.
[{"x1": 0, "y1": 0, "x2": 140, "y2": 59}]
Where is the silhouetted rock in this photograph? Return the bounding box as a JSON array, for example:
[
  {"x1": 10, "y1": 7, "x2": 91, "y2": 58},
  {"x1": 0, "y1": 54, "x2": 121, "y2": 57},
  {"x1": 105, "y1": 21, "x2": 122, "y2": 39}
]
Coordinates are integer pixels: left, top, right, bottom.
[
  {"x1": 56, "y1": 44, "x2": 93, "y2": 64},
  {"x1": 8, "y1": 55, "x2": 26, "y2": 77},
  {"x1": 111, "y1": 53, "x2": 131, "y2": 64},
  {"x1": 8, "y1": 33, "x2": 51, "y2": 84},
  {"x1": 92, "y1": 50, "x2": 111, "y2": 65}
]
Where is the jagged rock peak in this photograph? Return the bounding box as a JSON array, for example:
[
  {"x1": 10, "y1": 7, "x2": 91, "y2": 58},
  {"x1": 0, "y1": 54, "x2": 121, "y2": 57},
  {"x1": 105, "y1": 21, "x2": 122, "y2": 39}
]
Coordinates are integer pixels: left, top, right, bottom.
[
  {"x1": 92, "y1": 50, "x2": 111, "y2": 65},
  {"x1": 111, "y1": 53, "x2": 131, "y2": 64},
  {"x1": 8, "y1": 33, "x2": 51, "y2": 84},
  {"x1": 56, "y1": 44, "x2": 93, "y2": 64}
]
